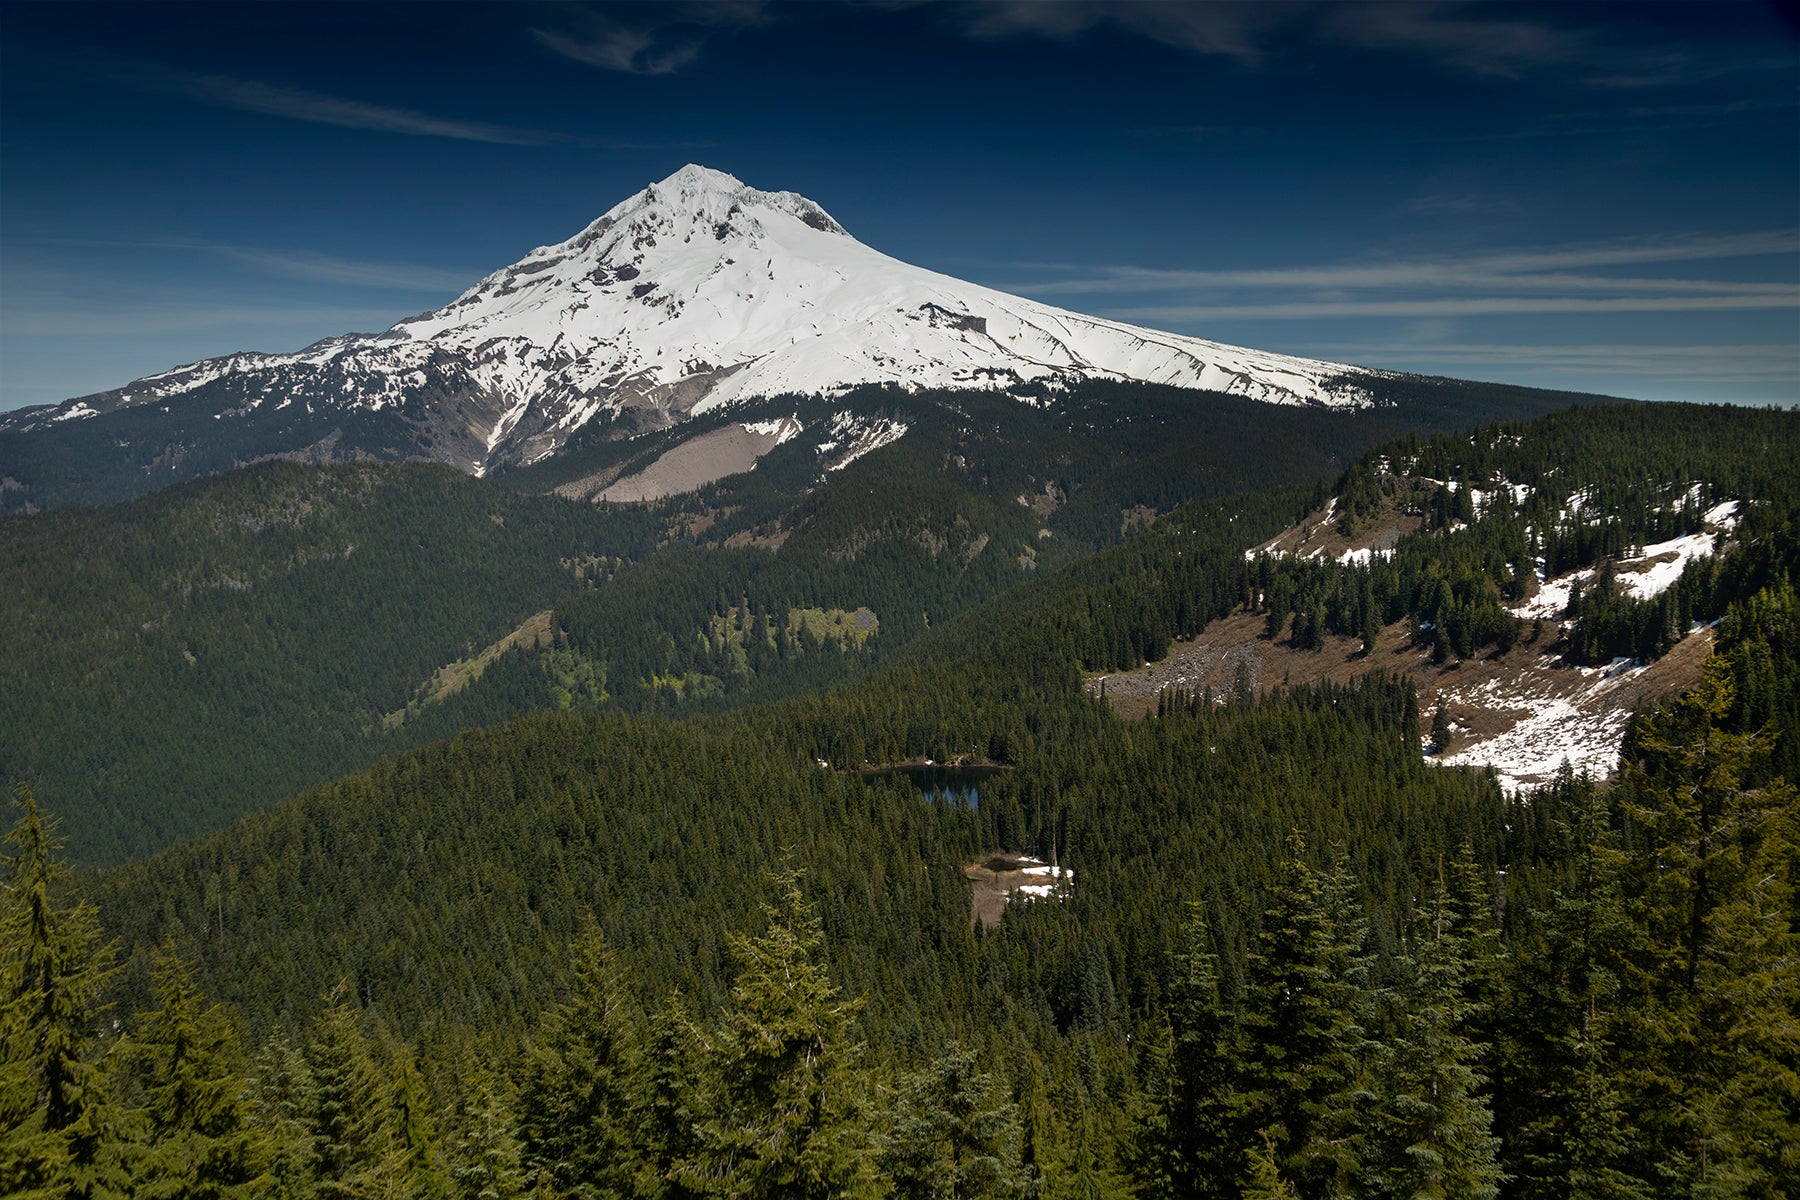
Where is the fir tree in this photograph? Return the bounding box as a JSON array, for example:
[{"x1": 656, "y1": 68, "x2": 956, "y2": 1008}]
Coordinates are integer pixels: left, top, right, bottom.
[
  {"x1": 1241, "y1": 1131, "x2": 1299, "y2": 1200},
  {"x1": 1368, "y1": 876, "x2": 1501, "y2": 1200},
  {"x1": 880, "y1": 1044, "x2": 1029, "y2": 1199},
  {"x1": 249, "y1": 1037, "x2": 319, "y2": 1200},
  {"x1": 307, "y1": 980, "x2": 399, "y2": 1200},
  {"x1": 1615, "y1": 658, "x2": 1800, "y2": 1196},
  {"x1": 630, "y1": 992, "x2": 703, "y2": 1200},
  {"x1": 1499, "y1": 768, "x2": 1650, "y2": 1200},
  {"x1": 1133, "y1": 903, "x2": 1243, "y2": 1200},
  {"x1": 681, "y1": 871, "x2": 880, "y2": 1199},
  {"x1": 128, "y1": 946, "x2": 270, "y2": 1199},
  {"x1": 1238, "y1": 836, "x2": 1366, "y2": 1200},
  {"x1": 515, "y1": 921, "x2": 641, "y2": 1200},
  {"x1": 0, "y1": 785, "x2": 127, "y2": 1200},
  {"x1": 448, "y1": 1073, "x2": 526, "y2": 1200}
]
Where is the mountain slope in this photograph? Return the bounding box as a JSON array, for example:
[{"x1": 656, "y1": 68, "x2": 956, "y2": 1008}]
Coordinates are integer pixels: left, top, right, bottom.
[{"x1": 1, "y1": 165, "x2": 1381, "y2": 511}]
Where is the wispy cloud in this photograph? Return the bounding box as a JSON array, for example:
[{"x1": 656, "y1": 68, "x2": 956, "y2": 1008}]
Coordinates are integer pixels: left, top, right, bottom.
[
  {"x1": 533, "y1": 1, "x2": 772, "y2": 75},
  {"x1": 1111, "y1": 294, "x2": 1798, "y2": 322},
  {"x1": 0, "y1": 300, "x2": 411, "y2": 338},
  {"x1": 208, "y1": 247, "x2": 473, "y2": 293},
  {"x1": 177, "y1": 72, "x2": 553, "y2": 144},
  {"x1": 33, "y1": 238, "x2": 475, "y2": 293},
  {"x1": 950, "y1": 0, "x2": 1779, "y2": 86},
  {"x1": 1003, "y1": 230, "x2": 1799, "y2": 320},
  {"x1": 1309, "y1": 341, "x2": 1800, "y2": 382},
  {"x1": 96, "y1": 52, "x2": 560, "y2": 144}
]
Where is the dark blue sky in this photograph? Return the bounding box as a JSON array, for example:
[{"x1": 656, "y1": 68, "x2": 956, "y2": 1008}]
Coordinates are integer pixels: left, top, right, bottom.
[{"x1": 3, "y1": 0, "x2": 1795, "y2": 409}]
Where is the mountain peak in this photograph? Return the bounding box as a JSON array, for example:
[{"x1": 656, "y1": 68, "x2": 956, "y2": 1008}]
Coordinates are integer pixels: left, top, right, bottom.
[
  {"x1": 5, "y1": 167, "x2": 1377, "y2": 486},
  {"x1": 656, "y1": 163, "x2": 748, "y2": 194}
]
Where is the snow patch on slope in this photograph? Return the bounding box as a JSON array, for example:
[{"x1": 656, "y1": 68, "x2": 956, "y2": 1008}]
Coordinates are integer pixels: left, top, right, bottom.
[{"x1": 13, "y1": 165, "x2": 1377, "y2": 467}]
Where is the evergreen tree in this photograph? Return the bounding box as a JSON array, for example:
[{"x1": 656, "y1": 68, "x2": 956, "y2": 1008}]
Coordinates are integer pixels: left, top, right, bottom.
[
  {"x1": 250, "y1": 1036, "x2": 320, "y2": 1200},
  {"x1": 1499, "y1": 769, "x2": 1649, "y2": 1200},
  {"x1": 448, "y1": 1073, "x2": 526, "y2": 1200},
  {"x1": 1614, "y1": 659, "x2": 1800, "y2": 1196},
  {"x1": 1368, "y1": 876, "x2": 1501, "y2": 1200},
  {"x1": 630, "y1": 992, "x2": 703, "y2": 1200},
  {"x1": 0, "y1": 785, "x2": 127, "y2": 1200},
  {"x1": 881, "y1": 1044, "x2": 1029, "y2": 1199},
  {"x1": 307, "y1": 981, "x2": 400, "y2": 1200},
  {"x1": 1241, "y1": 1132, "x2": 1299, "y2": 1200},
  {"x1": 1238, "y1": 836, "x2": 1365, "y2": 1200},
  {"x1": 515, "y1": 922, "x2": 641, "y2": 1199},
  {"x1": 1134, "y1": 903, "x2": 1243, "y2": 1200},
  {"x1": 681, "y1": 871, "x2": 880, "y2": 1199},
  {"x1": 128, "y1": 946, "x2": 271, "y2": 1198},
  {"x1": 385, "y1": 1039, "x2": 449, "y2": 1200}
]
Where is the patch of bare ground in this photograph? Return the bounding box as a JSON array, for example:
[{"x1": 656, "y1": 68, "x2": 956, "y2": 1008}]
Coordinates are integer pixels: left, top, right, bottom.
[
  {"x1": 1247, "y1": 500, "x2": 1421, "y2": 563},
  {"x1": 597, "y1": 417, "x2": 799, "y2": 502},
  {"x1": 963, "y1": 853, "x2": 1072, "y2": 931},
  {"x1": 1088, "y1": 611, "x2": 1710, "y2": 789},
  {"x1": 383, "y1": 609, "x2": 556, "y2": 729}
]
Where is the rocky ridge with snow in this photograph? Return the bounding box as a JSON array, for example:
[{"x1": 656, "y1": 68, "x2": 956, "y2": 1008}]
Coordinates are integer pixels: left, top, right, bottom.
[{"x1": 2, "y1": 165, "x2": 1376, "y2": 477}]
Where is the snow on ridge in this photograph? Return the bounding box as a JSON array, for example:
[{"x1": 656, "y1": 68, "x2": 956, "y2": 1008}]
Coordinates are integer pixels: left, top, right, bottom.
[
  {"x1": 1509, "y1": 500, "x2": 1739, "y2": 619},
  {"x1": 818, "y1": 410, "x2": 908, "y2": 471},
  {"x1": 36, "y1": 164, "x2": 1378, "y2": 466}
]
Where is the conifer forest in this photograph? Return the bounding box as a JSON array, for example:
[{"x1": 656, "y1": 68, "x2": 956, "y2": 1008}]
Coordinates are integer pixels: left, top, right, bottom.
[{"x1": 4, "y1": 394, "x2": 1797, "y2": 1198}]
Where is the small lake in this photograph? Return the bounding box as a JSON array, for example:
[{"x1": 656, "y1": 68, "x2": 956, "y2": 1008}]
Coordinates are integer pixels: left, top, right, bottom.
[{"x1": 858, "y1": 762, "x2": 1010, "y2": 806}]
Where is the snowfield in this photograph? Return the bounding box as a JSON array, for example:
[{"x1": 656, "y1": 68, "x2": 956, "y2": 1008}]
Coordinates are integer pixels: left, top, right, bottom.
[{"x1": 7, "y1": 165, "x2": 1378, "y2": 472}]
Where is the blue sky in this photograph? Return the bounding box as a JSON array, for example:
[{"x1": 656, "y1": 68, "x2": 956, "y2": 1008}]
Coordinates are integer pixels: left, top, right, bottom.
[{"x1": 2, "y1": 0, "x2": 1795, "y2": 410}]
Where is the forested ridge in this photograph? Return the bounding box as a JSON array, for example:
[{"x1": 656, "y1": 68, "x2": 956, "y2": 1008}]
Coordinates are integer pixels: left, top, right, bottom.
[
  {"x1": 3, "y1": 398, "x2": 1795, "y2": 1197},
  {"x1": 3, "y1": 380, "x2": 1576, "y2": 866}
]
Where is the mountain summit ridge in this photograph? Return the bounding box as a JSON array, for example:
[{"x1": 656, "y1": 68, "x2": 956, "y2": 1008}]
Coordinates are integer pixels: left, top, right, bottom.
[{"x1": 3, "y1": 165, "x2": 1377, "y2": 478}]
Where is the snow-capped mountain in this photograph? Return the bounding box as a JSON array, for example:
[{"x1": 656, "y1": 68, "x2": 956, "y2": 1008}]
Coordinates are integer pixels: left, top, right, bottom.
[{"x1": 2, "y1": 165, "x2": 1376, "y2": 477}]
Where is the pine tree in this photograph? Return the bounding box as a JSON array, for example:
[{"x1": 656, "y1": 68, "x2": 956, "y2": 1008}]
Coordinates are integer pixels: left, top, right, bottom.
[
  {"x1": 385, "y1": 1039, "x2": 449, "y2": 1200},
  {"x1": 630, "y1": 992, "x2": 703, "y2": 1200},
  {"x1": 0, "y1": 785, "x2": 127, "y2": 1200},
  {"x1": 515, "y1": 921, "x2": 641, "y2": 1199},
  {"x1": 1241, "y1": 1131, "x2": 1299, "y2": 1200},
  {"x1": 448, "y1": 1073, "x2": 526, "y2": 1200},
  {"x1": 307, "y1": 980, "x2": 399, "y2": 1200},
  {"x1": 1368, "y1": 876, "x2": 1501, "y2": 1200},
  {"x1": 1134, "y1": 903, "x2": 1243, "y2": 1200},
  {"x1": 1499, "y1": 769, "x2": 1650, "y2": 1200},
  {"x1": 1237, "y1": 836, "x2": 1366, "y2": 1200},
  {"x1": 249, "y1": 1037, "x2": 319, "y2": 1200},
  {"x1": 681, "y1": 871, "x2": 880, "y2": 1199},
  {"x1": 880, "y1": 1044, "x2": 1029, "y2": 1199},
  {"x1": 1614, "y1": 658, "x2": 1800, "y2": 1196},
  {"x1": 128, "y1": 946, "x2": 271, "y2": 1199}
]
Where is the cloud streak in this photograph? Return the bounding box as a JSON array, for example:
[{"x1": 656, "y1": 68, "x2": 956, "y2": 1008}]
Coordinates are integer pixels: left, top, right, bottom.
[
  {"x1": 951, "y1": 0, "x2": 1780, "y2": 87},
  {"x1": 1309, "y1": 341, "x2": 1799, "y2": 380},
  {"x1": 1112, "y1": 294, "x2": 1798, "y2": 322},
  {"x1": 1001, "y1": 230, "x2": 1798, "y2": 325},
  {"x1": 533, "y1": 1, "x2": 772, "y2": 75},
  {"x1": 32, "y1": 238, "x2": 476, "y2": 293},
  {"x1": 172, "y1": 72, "x2": 554, "y2": 144},
  {"x1": 91, "y1": 51, "x2": 562, "y2": 144}
]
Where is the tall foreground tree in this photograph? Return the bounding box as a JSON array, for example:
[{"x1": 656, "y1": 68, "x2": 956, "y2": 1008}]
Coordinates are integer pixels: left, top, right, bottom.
[
  {"x1": 880, "y1": 1044, "x2": 1029, "y2": 1200},
  {"x1": 680, "y1": 872, "x2": 881, "y2": 1200},
  {"x1": 1132, "y1": 903, "x2": 1242, "y2": 1200},
  {"x1": 1497, "y1": 768, "x2": 1649, "y2": 1200},
  {"x1": 0, "y1": 784, "x2": 127, "y2": 1200},
  {"x1": 1238, "y1": 837, "x2": 1367, "y2": 1200},
  {"x1": 128, "y1": 947, "x2": 270, "y2": 1199},
  {"x1": 1614, "y1": 659, "x2": 1800, "y2": 1196},
  {"x1": 515, "y1": 922, "x2": 641, "y2": 1199},
  {"x1": 1368, "y1": 876, "x2": 1501, "y2": 1200},
  {"x1": 308, "y1": 981, "x2": 402, "y2": 1200}
]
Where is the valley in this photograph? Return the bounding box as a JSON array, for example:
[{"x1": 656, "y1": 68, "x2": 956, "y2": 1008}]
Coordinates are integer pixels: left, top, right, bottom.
[{"x1": 1, "y1": 176, "x2": 1795, "y2": 1200}]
